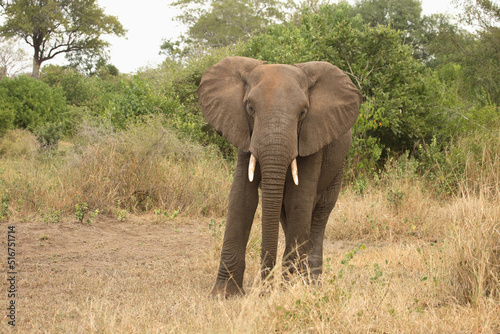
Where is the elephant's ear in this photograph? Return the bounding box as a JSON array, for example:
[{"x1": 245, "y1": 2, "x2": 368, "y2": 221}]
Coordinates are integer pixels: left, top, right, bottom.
[
  {"x1": 197, "y1": 56, "x2": 266, "y2": 151},
  {"x1": 295, "y1": 61, "x2": 362, "y2": 156}
]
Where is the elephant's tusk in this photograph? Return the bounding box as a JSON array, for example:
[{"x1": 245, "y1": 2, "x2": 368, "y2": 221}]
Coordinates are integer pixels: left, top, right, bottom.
[
  {"x1": 248, "y1": 154, "x2": 257, "y2": 182},
  {"x1": 291, "y1": 158, "x2": 299, "y2": 186}
]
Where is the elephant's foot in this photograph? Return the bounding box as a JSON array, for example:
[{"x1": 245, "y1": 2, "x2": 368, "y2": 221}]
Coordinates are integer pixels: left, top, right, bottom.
[{"x1": 210, "y1": 280, "x2": 244, "y2": 299}]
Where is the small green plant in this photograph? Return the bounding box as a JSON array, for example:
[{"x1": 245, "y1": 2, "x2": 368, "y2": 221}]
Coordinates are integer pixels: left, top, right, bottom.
[
  {"x1": 335, "y1": 244, "x2": 366, "y2": 280},
  {"x1": 154, "y1": 207, "x2": 180, "y2": 221},
  {"x1": 369, "y1": 263, "x2": 384, "y2": 284},
  {"x1": 75, "y1": 202, "x2": 99, "y2": 225},
  {"x1": 168, "y1": 208, "x2": 179, "y2": 220},
  {"x1": 115, "y1": 202, "x2": 128, "y2": 221},
  {"x1": 115, "y1": 209, "x2": 128, "y2": 221},
  {"x1": 39, "y1": 208, "x2": 61, "y2": 224},
  {"x1": 208, "y1": 218, "x2": 225, "y2": 240},
  {"x1": 87, "y1": 209, "x2": 99, "y2": 225},
  {"x1": 387, "y1": 188, "x2": 405, "y2": 211},
  {"x1": 75, "y1": 202, "x2": 88, "y2": 223},
  {"x1": 353, "y1": 174, "x2": 369, "y2": 197},
  {"x1": 40, "y1": 234, "x2": 49, "y2": 241},
  {"x1": 35, "y1": 122, "x2": 63, "y2": 149}
]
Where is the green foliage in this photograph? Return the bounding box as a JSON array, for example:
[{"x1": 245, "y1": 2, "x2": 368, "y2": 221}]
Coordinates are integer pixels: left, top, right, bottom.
[
  {"x1": 245, "y1": 3, "x2": 437, "y2": 171},
  {"x1": 34, "y1": 122, "x2": 63, "y2": 149},
  {"x1": 75, "y1": 202, "x2": 98, "y2": 225},
  {"x1": 39, "y1": 208, "x2": 62, "y2": 224},
  {"x1": 115, "y1": 207, "x2": 128, "y2": 222},
  {"x1": 454, "y1": 0, "x2": 500, "y2": 28},
  {"x1": 141, "y1": 46, "x2": 245, "y2": 156},
  {"x1": 0, "y1": 75, "x2": 68, "y2": 133},
  {"x1": 106, "y1": 76, "x2": 179, "y2": 128},
  {"x1": 208, "y1": 218, "x2": 225, "y2": 240},
  {"x1": 75, "y1": 202, "x2": 88, "y2": 223},
  {"x1": 415, "y1": 106, "x2": 499, "y2": 196}
]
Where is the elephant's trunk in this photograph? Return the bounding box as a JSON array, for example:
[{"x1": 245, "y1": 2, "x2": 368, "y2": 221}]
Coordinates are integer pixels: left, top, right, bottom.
[{"x1": 258, "y1": 147, "x2": 292, "y2": 280}]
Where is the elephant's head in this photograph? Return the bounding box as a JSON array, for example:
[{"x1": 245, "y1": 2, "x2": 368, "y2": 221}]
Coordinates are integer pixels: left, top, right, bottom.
[{"x1": 198, "y1": 56, "x2": 361, "y2": 275}]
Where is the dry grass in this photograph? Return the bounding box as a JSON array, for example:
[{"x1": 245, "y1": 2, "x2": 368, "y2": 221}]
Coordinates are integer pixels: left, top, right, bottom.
[
  {"x1": 0, "y1": 124, "x2": 499, "y2": 333},
  {"x1": 4, "y1": 198, "x2": 498, "y2": 333},
  {"x1": 0, "y1": 117, "x2": 231, "y2": 219}
]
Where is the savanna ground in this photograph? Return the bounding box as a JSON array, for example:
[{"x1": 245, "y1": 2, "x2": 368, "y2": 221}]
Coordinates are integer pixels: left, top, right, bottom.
[{"x1": 0, "y1": 122, "x2": 499, "y2": 333}]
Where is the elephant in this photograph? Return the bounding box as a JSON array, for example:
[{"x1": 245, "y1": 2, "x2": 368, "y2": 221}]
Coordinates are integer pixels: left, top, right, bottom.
[{"x1": 197, "y1": 56, "x2": 362, "y2": 297}]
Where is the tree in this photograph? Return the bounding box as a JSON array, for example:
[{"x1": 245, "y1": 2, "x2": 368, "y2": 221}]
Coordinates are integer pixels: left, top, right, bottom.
[
  {"x1": 162, "y1": 0, "x2": 290, "y2": 58},
  {"x1": 0, "y1": 0, "x2": 126, "y2": 78}
]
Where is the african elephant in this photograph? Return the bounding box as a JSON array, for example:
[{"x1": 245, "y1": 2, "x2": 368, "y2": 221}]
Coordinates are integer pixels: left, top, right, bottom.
[{"x1": 197, "y1": 56, "x2": 362, "y2": 297}]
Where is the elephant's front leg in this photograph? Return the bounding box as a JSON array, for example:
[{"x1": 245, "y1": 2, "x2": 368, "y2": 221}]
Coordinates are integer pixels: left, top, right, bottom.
[{"x1": 211, "y1": 151, "x2": 260, "y2": 298}]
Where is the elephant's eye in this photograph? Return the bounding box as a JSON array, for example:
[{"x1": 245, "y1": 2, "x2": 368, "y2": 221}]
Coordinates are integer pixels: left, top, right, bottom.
[
  {"x1": 299, "y1": 108, "x2": 308, "y2": 119},
  {"x1": 245, "y1": 101, "x2": 255, "y2": 115}
]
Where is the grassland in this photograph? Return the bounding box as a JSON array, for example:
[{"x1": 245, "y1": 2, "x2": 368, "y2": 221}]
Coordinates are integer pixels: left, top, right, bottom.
[{"x1": 0, "y1": 121, "x2": 498, "y2": 333}]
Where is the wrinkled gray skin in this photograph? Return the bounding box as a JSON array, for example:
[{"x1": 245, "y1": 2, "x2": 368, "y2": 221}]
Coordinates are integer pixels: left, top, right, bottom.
[{"x1": 197, "y1": 57, "x2": 362, "y2": 298}]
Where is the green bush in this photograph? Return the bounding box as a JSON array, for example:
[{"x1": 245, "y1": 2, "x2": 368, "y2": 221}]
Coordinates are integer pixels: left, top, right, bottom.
[
  {"x1": 35, "y1": 122, "x2": 63, "y2": 149},
  {"x1": 0, "y1": 75, "x2": 68, "y2": 132},
  {"x1": 42, "y1": 65, "x2": 121, "y2": 115}
]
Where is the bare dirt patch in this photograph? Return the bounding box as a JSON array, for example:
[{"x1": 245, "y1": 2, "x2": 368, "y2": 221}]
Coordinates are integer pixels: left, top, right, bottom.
[{"x1": 1, "y1": 216, "x2": 216, "y2": 332}]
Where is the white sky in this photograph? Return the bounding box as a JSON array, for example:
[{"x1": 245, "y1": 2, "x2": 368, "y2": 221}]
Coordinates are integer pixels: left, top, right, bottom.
[{"x1": 6, "y1": 0, "x2": 461, "y2": 74}]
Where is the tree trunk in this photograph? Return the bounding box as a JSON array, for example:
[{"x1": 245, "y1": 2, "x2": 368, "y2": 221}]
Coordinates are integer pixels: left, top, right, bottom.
[{"x1": 32, "y1": 57, "x2": 41, "y2": 79}]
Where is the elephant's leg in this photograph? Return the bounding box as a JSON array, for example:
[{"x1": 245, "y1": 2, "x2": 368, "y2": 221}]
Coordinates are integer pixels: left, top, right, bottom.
[
  {"x1": 212, "y1": 151, "x2": 260, "y2": 298},
  {"x1": 282, "y1": 154, "x2": 322, "y2": 277},
  {"x1": 308, "y1": 168, "x2": 344, "y2": 280}
]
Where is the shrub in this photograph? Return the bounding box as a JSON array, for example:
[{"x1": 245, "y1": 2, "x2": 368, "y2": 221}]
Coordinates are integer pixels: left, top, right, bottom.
[
  {"x1": 105, "y1": 76, "x2": 180, "y2": 129},
  {"x1": 0, "y1": 75, "x2": 68, "y2": 132},
  {"x1": 137, "y1": 46, "x2": 245, "y2": 157},
  {"x1": 69, "y1": 117, "x2": 231, "y2": 216},
  {"x1": 42, "y1": 65, "x2": 121, "y2": 116},
  {"x1": 34, "y1": 122, "x2": 63, "y2": 149}
]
